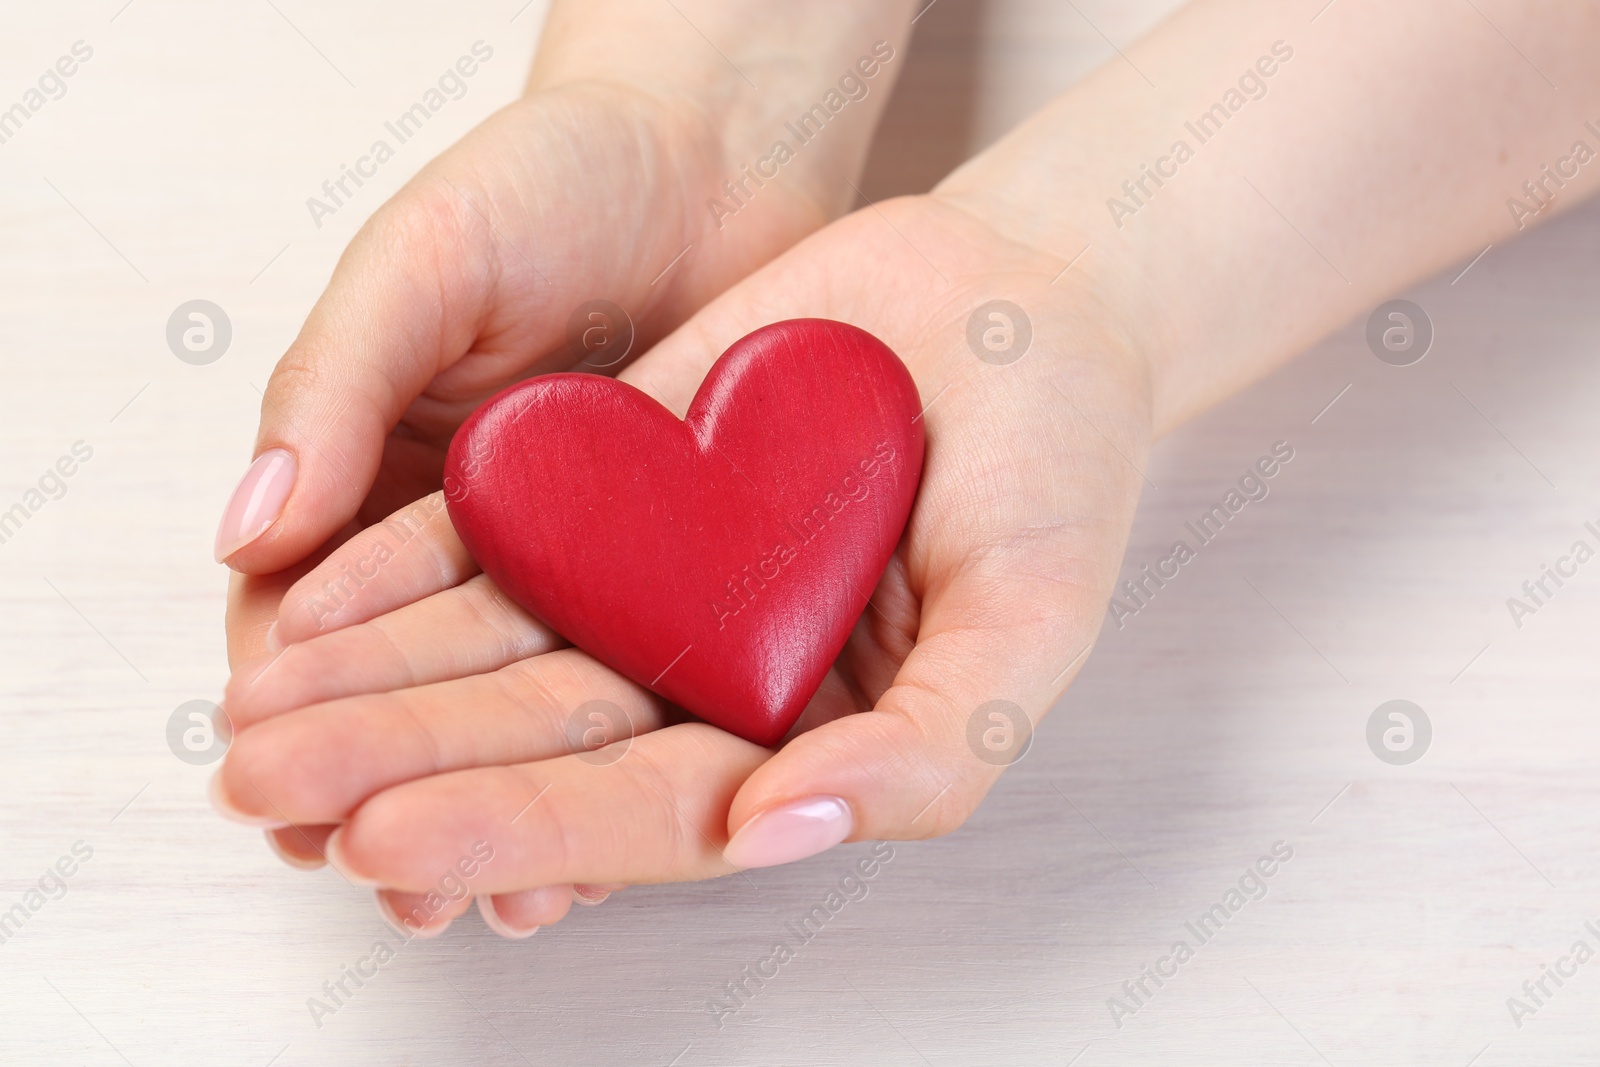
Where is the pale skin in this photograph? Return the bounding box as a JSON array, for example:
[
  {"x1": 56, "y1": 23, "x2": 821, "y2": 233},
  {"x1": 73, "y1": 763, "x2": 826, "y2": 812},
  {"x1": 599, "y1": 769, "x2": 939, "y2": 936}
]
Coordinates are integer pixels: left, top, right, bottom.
[{"x1": 214, "y1": 0, "x2": 1600, "y2": 935}]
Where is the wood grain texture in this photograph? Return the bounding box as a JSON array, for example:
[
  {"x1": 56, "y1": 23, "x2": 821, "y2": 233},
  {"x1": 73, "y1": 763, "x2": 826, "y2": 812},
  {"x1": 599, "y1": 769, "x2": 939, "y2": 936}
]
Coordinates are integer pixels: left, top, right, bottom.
[
  {"x1": 0, "y1": 1, "x2": 1596, "y2": 1065},
  {"x1": 445, "y1": 319, "x2": 923, "y2": 746}
]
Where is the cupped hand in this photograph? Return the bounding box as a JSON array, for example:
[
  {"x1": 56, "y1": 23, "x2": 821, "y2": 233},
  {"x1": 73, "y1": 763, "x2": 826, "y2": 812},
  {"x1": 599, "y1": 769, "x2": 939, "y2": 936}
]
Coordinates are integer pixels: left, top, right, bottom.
[
  {"x1": 215, "y1": 191, "x2": 1153, "y2": 936},
  {"x1": 214, "y1": 55, "x2": 893, "y2": 928},
  {"x1": 217, "y1": 77, "x2": 836, "y2": 584}
]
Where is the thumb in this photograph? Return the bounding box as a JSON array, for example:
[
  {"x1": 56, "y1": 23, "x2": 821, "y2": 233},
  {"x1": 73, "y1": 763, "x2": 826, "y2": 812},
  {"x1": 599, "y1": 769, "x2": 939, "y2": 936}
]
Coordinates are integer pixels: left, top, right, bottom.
[
  {"x1": 215, "y1": 188, "x2": 494, "y2": 573},
  {"x1": 721, "y1": 550, "x2": 1103, "y2": 868},
  {"x1": 721, "y1": 433, "x2": 1145, "y2": 868}
]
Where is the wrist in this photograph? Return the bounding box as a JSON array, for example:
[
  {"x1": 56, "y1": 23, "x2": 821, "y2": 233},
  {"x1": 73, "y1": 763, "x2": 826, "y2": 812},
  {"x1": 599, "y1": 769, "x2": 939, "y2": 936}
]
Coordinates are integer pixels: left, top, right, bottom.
[
  {"x1": 527, "y1": 1, "x2": 917, "y2": 227},
  {"x1": 928, "y1": 169, "x2": 1171, "y2": 435}
]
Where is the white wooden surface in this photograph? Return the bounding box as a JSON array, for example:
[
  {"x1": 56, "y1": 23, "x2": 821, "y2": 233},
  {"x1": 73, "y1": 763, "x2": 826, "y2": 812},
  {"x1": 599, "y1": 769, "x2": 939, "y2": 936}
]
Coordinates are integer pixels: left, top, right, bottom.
[{"x1": 3, "y1": 2, "x2": 1598, "y2": 1064}]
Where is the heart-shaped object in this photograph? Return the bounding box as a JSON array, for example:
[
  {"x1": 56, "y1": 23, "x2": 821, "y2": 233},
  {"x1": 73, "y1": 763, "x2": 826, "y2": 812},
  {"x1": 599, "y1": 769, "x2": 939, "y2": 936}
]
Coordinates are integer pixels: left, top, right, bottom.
[{"x1": 443, "y1": 318, "x2": 924, "y2": 746}]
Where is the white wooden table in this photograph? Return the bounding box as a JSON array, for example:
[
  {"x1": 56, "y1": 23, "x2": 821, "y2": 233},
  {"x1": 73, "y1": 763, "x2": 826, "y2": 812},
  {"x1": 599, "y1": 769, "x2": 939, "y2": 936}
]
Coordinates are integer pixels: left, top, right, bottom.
[{"x1": 2, "y1": 2, "x2": 1596, "y2": 1063}]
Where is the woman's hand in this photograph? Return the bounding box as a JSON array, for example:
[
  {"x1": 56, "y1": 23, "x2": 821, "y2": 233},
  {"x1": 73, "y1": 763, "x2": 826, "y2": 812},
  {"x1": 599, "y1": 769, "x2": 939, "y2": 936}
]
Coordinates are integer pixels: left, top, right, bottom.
[
  {"x1": 212, "y1": 0, "x2": 917, "y2": 926},
  {"x1": 214, "y1": 191, "x2": 1153, "y2": 935},
  {"x1": 212, "y1": 0, "x2": 1600, "y2": 937},
  {"x1": 217, "y1": 0, "x2": 915, "y2": 604}
]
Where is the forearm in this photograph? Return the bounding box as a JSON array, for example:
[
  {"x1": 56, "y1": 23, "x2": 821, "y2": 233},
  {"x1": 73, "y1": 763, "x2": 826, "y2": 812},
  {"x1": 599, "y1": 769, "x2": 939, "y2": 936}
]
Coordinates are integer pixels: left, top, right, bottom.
[
  {"x1": 530, "y1": 0, "x2": 919, "y2": 220},
  {"x1": 939, "y1": 0, "x2": 1600, "y2": 434}
]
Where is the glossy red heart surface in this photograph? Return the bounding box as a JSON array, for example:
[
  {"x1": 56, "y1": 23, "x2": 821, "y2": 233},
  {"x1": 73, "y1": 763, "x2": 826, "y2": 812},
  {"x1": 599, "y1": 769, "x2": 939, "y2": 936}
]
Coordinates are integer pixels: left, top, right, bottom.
[{"x1": 443, "y1": 319, "x2": 925, "y2": 746}]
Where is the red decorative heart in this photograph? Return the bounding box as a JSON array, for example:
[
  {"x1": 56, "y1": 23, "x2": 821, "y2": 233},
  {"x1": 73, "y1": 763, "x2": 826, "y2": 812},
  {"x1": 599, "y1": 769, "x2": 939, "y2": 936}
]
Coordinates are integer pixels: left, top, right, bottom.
[{"x1": 443, "y1": 319, "x2": 925, "y2": 746}]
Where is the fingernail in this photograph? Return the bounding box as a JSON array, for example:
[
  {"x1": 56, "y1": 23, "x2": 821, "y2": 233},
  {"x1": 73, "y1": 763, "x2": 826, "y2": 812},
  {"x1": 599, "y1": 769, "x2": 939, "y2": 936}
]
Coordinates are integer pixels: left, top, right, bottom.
[
  {"x1": 208, "y1": 772, "x2": 289, "y2": 829},
  {"x1": 723, "y1": 796, "x2": 853, "y2": 870},
  {"x1": 376, "y1": 891, "x2": 452, "y2": 940},
  {"x1": 263, "y1": 621, "x2": 283, "y2": 654},
  {"x1": 478, "y1": 896, "x2": 540, "y2": 939},
  {"x1": 572, "y1": 884, "x2": 617, "y2": 906},
  {"x1": 323, "y1": 827, "x2": 380, "y2": 887},
  {"x1": 215, "y1": 449, "x2": 296, "y2": 562},
  {"x1": 265, "y1": 828, "x2": 326, "y2": 871}
]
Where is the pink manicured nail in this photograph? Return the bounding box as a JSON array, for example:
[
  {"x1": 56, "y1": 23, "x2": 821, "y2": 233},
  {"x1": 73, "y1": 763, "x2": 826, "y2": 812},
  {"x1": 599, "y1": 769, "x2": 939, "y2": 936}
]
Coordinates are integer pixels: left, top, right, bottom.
[
  {"x1": 478, "y1": 896, "x2": 540, "y2": 939},
  {"x1": 723, "y1": 796, "x2": 853, "y2": 869},
  {"x1": 215, "y1": 449, "x2": 296, "y2": 561},
  {"x1": 207, "y1": 772, "x2": 289, "y2": 829}
]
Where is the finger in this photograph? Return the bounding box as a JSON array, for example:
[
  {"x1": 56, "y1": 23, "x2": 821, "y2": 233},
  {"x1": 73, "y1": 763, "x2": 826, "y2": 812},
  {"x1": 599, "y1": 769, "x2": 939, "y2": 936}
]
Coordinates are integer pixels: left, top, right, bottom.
[
  {"x1": 214, "y1": 650, "x2": 667, "y2": 827},
  {"x1": 223, "y1": 525, "x2": 355, "y2": 671},
  {"x1": 217, "y1": 188, "x2": 495, "y2": 573},
  {"x1": 270, "y1": 492, "x2": 474, "y2": 647},
  {"x1": 721, "y1": 552, "x2": 1108, "y2": 864},
  {"x1": 479, "y1": 886, "x2": 573, "y2": 939},
  {"x1": 323, "y1": 723, "x2": 770, "y2": 893},
  {"x1": 722, "y1": 374, "x2": 1148, "y2": 865},
  {"x1": 376, "y1": 887, "x2": 475, "y2": 939},
  {"x1": 265, "y1": 823, "x2": 336, "y2": 870},
  {"x1": 225, "y1": 574, "x2": 561, "y2": 731}
]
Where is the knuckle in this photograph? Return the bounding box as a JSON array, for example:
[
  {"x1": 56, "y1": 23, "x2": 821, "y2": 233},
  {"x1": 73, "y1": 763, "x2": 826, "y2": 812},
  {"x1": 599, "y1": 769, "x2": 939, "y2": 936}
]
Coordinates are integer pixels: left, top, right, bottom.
[
  {"x1": 360, "y1": 619, "x2": 420, "y2": 688},
  {"x1": 871, "y1": 685, "x2": 1001, "y2": 839},
  {"x1": 261, "y1": 346, "x2": 328, "y2": 412},
  {"x1": 495, "y1": 657, "x2": 568, "y2": 722},
  {"x1": 914, "y1": 792, "x2": 978, "y2": 839},
  {"x1": 620, "y1": 745, "x2": 704, "y2": 865},
  {"x1": 392, "y1": 694, "x2": 446, "y2": 777},
  {"x1": 500, "y1": 764, "x2": 576, "y2": 876},
  {"x1": 455, "y1": 581, "x2": 526, "y2": 666},
  {"x1": 356, "y1": 181, "x2": 476, "y2": 288},
  {"x1": 382, "y1": 181, "x2": 471, "y2": 249}
]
